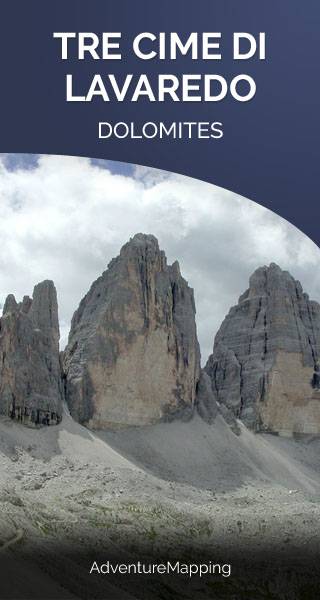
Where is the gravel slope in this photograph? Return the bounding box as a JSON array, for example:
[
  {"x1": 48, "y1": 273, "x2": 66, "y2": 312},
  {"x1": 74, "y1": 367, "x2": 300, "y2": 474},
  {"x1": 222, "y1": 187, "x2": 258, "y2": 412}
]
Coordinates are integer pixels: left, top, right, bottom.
[{"x1": 0, "y1": 411, "x2": 319, "y2": 599}]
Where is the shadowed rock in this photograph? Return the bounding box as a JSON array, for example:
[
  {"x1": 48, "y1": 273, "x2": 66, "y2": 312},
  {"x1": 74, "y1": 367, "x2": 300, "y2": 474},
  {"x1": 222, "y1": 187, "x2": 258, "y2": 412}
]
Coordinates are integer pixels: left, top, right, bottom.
[
  {"x1": 63, "y1": 234, "x2": 201, "y2": 428},
  {"x1": 205, "y1": 263, "x2": 320, "y2": 435},
  {"x1": 0, "y1": 281, "x2": 63, "y2": 426},
  {"x1": 196, "y1": 371, "x2": 218, "y2": 424}
]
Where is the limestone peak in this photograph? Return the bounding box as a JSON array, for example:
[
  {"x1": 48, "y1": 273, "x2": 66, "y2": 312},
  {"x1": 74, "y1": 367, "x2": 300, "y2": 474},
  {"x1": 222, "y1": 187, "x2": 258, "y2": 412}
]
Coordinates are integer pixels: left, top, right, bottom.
[
  {"x1": 63, "y1": 234, "x2": 200, "y2": 428},
  {"x1": 206, "y1": 264, "x2": 320, "y2": 435}
]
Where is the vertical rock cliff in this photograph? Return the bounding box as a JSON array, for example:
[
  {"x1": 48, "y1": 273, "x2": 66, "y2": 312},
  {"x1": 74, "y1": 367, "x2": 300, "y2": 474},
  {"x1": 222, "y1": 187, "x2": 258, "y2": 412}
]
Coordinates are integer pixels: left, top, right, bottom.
[
  {"x1": 205, "y1": 263, "x2": 320, "y2": 435},
  {"x1": 63, "y1": 234, "x2": 201, "y2": 428},
  {"x1": 0, "y1": 281, "x2": 63, "y2": 426}
]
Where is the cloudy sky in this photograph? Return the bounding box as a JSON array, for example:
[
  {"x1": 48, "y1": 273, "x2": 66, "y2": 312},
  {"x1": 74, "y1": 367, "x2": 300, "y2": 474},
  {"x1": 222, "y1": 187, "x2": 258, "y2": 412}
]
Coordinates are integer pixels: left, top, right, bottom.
[{"x1": 0, "y1": 153, "x2": 320, "y2": 364}]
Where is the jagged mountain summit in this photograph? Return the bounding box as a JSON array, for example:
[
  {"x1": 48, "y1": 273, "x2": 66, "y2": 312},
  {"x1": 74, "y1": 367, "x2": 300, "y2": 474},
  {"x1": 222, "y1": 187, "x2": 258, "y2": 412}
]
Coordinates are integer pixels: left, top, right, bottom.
[
  {"x1": 205, "y1": 263, "x2": 320, "y2": 435},
  {"x1": 63, "y1": 234, "x2": 201, "y2": 428},
  {"x1": 2, "y1": 251, "x2": 320, "y2": 438},
  {"x1": 0, "y1": 281, "x2": 63, "y2": 426}
]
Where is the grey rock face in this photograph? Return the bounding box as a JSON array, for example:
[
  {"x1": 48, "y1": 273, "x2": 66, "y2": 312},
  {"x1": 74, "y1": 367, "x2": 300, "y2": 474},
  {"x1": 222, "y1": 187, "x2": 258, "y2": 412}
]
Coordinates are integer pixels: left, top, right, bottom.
[
  {"x1": 0, "y1": 281, "x2": 63, "y2": 426},
  {"x1": 196, "y1": 370, "x2": 218, "y2": 424},
  {"x1": 63, "y1": 234, "x2": 201, "y2": 428},
  {"x1": 205, "y1": 263, "x2": 320, "y2": 434},
  {"x1": 196, "y1": 370, "x2": 239, "y2": 434}
]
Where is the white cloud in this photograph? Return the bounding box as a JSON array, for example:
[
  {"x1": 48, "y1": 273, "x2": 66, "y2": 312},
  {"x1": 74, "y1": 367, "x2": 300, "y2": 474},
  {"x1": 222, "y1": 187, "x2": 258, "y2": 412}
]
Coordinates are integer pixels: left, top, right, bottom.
[{"x1": 0, "y1": 154, "x2": 319, "y2": 363}]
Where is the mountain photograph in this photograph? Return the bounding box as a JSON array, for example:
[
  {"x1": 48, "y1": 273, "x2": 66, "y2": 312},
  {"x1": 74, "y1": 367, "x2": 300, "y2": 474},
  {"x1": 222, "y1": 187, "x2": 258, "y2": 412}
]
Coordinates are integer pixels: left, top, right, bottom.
[{"x1": 0, "y1": 155, "x2": 319, "y2": 600}]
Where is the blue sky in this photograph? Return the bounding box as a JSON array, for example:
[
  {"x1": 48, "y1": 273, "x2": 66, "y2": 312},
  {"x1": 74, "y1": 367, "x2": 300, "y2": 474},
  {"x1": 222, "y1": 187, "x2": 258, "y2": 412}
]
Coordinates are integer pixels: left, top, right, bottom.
[{"x1": 1, "y1": 153, "x2": 133, "y2": 177}]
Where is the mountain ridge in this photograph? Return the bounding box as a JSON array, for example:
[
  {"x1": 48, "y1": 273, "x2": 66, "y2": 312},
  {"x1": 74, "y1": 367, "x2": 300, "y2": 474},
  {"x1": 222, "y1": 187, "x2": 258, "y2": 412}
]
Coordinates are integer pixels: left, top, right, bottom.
[{"x1": 1, "y1": 238, "x2": 320, "y2": 438}]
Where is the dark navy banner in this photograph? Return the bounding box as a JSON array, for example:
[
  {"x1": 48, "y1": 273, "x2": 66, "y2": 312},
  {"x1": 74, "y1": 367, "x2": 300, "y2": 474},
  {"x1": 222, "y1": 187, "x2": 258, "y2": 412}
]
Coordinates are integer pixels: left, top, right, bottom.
[{"x1": 0, "y1": 0, "x2": 319, "y2": 245}]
